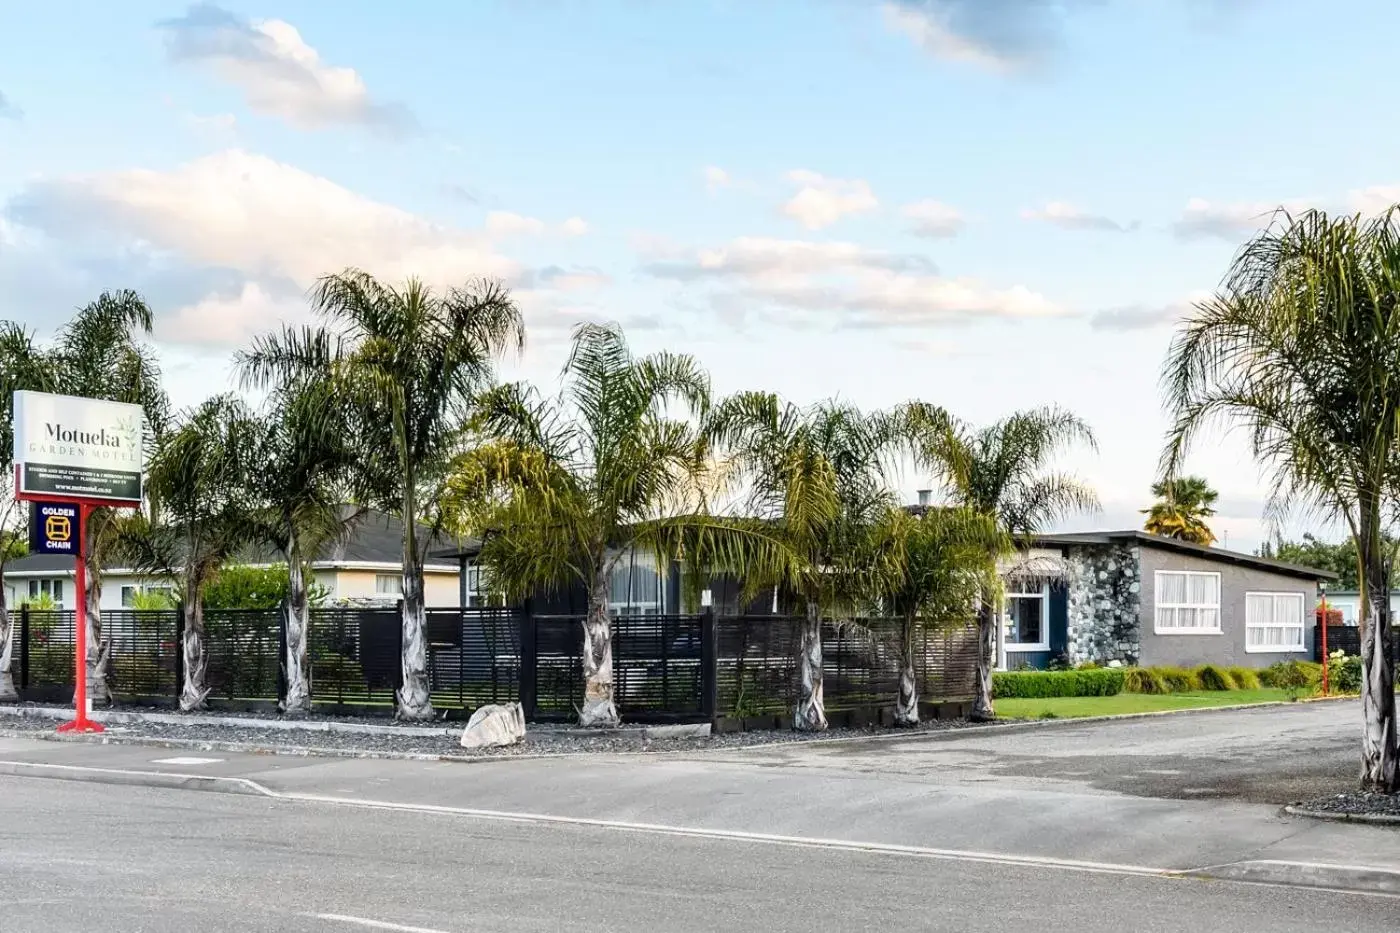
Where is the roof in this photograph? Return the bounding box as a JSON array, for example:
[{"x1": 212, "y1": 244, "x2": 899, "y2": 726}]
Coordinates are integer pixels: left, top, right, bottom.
[
  {"x1": 3, "y1": 506, "x2": 461, "y2": 576},
  {"x1": 1033, "y1": 530, "x2": 1337, "y2": 581}
]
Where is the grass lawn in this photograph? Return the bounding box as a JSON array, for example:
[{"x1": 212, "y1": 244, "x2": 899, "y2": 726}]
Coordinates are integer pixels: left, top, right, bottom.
[{"x1": 994, "y1": 688, "x2": 1301, "y2": 720}]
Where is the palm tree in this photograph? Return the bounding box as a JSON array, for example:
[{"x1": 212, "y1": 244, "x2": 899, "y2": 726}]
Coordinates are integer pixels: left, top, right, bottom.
[
  {"x1": 1142, "y1": 475, "x2": 1219, "y2": 545},
  {"x1": 706, "y1": 394, "x2": 903, "y2": 731},
  {"x1": 243, "y1": 381, "x2": 361, "y2": 716},
  {"x1": 0, "y1": 295, "x2": 170, "y2": 706},
  {"x1": 133, "y1": 395, "x2": 261, "y2": 711},
  {"x1": 1162, "y1": 208, "x2": 1400, "y2": 792},
  {"x1": 450, "y1": 323, "x2": 781, "y2": 727},
  {"x1": 864, "y1": 505, "x2": 1006, "y2": 726},
  {"x1": 240, "y1": 269, "x2": 524, "y2": 721},
  {"x1": 911, "y1": 405, "x2": 1098, "y2": 722}
]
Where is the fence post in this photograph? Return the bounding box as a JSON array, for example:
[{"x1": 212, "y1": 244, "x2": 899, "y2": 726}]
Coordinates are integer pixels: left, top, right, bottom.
[
  {"x1": 701, "y1": 608, "x2": 718, "y2": 722},
  {"x1": 277, "y1": 604, "x2": 289, "y2": 708},
  {"x1": 19, "y1": 605, "x2": 30, "y2": 691},
  {"x1": 174, "y1": 602, "x2": 185, "y2": 698},
  {"x1": 518, "y1": 601, "x2": 537, "y2": 722}
]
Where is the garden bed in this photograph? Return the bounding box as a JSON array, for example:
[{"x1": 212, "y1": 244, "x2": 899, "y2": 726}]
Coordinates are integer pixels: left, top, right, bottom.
[{"x1": 1289, "y1": 791, "x2": 1400, "y2": 824}]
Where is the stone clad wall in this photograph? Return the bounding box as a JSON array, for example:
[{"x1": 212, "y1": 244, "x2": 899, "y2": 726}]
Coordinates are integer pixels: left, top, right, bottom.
[{"x1": 1064, "y1": 543, "x2": 1142, "y2": 665}]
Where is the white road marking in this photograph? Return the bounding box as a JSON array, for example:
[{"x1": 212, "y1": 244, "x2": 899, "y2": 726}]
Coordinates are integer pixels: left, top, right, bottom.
[
  {"x1": 150, "y1": 756, "x2": 224, "y2": 765},
  {"x1": 312, "y1": 913, "x2": 452, "y2": 933}
]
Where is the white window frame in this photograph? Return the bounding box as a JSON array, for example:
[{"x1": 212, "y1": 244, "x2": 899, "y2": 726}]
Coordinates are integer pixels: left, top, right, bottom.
[
  {"x1": 27, "y1": 578, "x2": 65, "y2": 602},
  {"x1": 1153, "y1": 570, "x2": 1222, "y2": 635},
  {"x1": 1245, "y1": 591, "x2": 1306, "y2": 653},
  {"x1": 1003, "y1": 585, "x2": 1049, "y2": 652},
  {"x1": 374, "y1": 573, "x2": 403, "y2": 597},
  {"x1": 608, "y1": 550, "x2": 665, "y2": 616}
]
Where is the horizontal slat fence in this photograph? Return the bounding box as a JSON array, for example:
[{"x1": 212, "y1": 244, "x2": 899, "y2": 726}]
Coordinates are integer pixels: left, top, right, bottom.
[{"x1": 13, "y1": 606, "x2": 977, "y2": 721}]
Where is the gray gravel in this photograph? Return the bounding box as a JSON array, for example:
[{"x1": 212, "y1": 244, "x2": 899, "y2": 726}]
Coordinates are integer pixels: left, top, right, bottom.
[
  {"x1": 1296, "y1": 791, "x2": 1400, "y2": 819},
  {"x1": 0, "y1": 705, "x2": 988, "y2": 759}
]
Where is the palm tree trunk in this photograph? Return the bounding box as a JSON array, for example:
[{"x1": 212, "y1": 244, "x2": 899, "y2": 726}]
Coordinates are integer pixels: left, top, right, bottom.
[
  {"x1": 82, "y1": 525, "x2": 112, "y2": 708},
  {"x1": 396, "y1": 477, "x2": 435, "y2": 721},
  {"x1": 281, "y1": 543, "x2": 311, "y2": 717},
  {"x1": 1357, "y1": 514, "x2": 1398, "y2": 792},
  {"x1": 895, "y1": 610, "x2": 919, "y2": 727},
  {"x1": 970, "y1": 600, "x2": 996, "y2": 722},
  {"x1": 0, "y1": 590, "x2": 15, "y2": 701},
  {"x1": 580, "y1": 563, "x2": 619, "y2": 727},
  {"x1": 794, "y1": 601, "x2": 827, "y2": 732},
  {"x1": 179, "y1": 595, "x2": 209, "y2": 711}
]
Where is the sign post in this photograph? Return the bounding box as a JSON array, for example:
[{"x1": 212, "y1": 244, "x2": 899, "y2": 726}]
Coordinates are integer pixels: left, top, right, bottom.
[{"x1": 12, "y1": 391, "x2": 146, "y2": 734}]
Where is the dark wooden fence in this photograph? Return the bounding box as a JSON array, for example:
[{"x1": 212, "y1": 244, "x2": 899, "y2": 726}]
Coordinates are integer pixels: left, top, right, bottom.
[
  {"x1": 14, "y1": 606, "x2": 977, "y2": 722},
  {"x1": 1313, "y1": 624, "x2": 1400, "y2": 663}
]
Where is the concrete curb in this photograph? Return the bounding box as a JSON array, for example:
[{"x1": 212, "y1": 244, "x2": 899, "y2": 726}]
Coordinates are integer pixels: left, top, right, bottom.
[
  {"x1": 1284, "y1": 804, "x2": 1400, "y2": 827},
  {"x1": 1184, "y1": 859, "x2": 1400, "y2": 896},
  {"x1": 0, "y1": 759, "x2": 275, "y2": 797}
]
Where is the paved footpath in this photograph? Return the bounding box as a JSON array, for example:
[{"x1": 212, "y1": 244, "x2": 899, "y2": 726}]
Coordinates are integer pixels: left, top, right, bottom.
[{"x1": 2, "y1": 699, "x2": 1399, "y2": 893}]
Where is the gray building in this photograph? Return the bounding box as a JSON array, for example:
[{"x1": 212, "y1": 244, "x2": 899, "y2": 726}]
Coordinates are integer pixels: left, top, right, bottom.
[{"x1": 999, "y1": 531, "x2": 1334, "y2": 671}]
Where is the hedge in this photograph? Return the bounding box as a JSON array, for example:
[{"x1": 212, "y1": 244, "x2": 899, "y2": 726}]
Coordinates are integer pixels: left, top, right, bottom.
[{"x1": 992, "y1": 669, "x2": 1124, "y2": 698}]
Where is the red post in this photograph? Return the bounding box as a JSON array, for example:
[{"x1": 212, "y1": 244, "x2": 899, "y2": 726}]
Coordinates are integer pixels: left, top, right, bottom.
[
  {"x1": 1320, "y1": 589, "x2": 1329, "y2": 698},
  {"x1": 56, "y1": 503, "x2": 103, "y2": 734}
]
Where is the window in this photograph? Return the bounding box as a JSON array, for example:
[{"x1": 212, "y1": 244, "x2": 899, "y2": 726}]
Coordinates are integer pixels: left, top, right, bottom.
[
  {"x1": 1003, "y1": 587, "x2": 1048, "y2": 650},
  {"x1": 121, "y1": 585, "x2": 137, "y2": 608},
  {"x1": 463, "y1": 563, "x2": 485, "y2": 608},
  {"x1": 1154, "y1": 571, "x2": 1221, "y2": 634},
  {"x1": 375, "y1": 574, "x2": 402, "y2": 597},
  {"x1": 27, "y1": 579, "x2": 64, "y2": 602},
  {"x1": 608, "y1": 551, "x2": 664, "y2": 615},
  {"x1": 1246, "y1": 592, "x2": 1306, "y2": 653}
]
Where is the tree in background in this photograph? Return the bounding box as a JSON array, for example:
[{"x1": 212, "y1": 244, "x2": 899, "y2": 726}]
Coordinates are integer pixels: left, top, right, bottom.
[
  {"x1": 1142, "y1": 475, "x2": 1219, "y2": 545},
  {"x1": 707, "y1": 394, "x2": 904, "y2": 731},
  {"x1": 1254, "y1": 533, "x2": 1400, "y2": 591},
  {"x1": 242, "y1": 269, "x2": 524, "y2": 720},
  {"x1": 0, "y1": 294, "x2": 170, "y2": 706},
  {"x1": 203, "y1": 565, "x2": 331, "y2": 611},
  {"x1": 451, "y1": 324, "x2": 785, "y2": 727},
  {"x1": 133, "y1": 395, "x2": 261, "y2": 711},
  {"x1": 864, "y1": 505, "x2": 1005, "y2": 726},
  {"x1": 1162, "y1": 208, "x2": 1400, "y2": 792},
  {"x1": 912, "y1": 405, "x2": 1099, "y2": 722}
]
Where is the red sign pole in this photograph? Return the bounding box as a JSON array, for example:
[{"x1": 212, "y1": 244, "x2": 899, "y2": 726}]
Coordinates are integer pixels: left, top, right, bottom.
[{"x1": 56, "y1": 502, "x2": 102, "y2": 734}]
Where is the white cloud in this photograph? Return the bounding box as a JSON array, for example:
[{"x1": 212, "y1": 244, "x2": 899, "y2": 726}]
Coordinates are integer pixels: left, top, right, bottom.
[
  {"x1": 1348, "y1": 186, "x2": 1400, "y2": 215},
  {"x1": 1022, "y1": 201, "x2": 1136, "y2": 233},
  {"x1": 1172, "y1": 196, "x2": 1309, "y2": 241},
  {"x1": 158, "y1": 4, "x2": 415, "y2": 135},
  {"x1": 901, "y1": 199, "x2": 965, "y2": 238},
  {"x1": 781, "y1": 170, "x2": 879, "y2": 230},
  {"x1": 642, "y1": 236, "x2": 1068, "y2": 329},
  {"x1": 532, "y1": 265, "x2": 613, "y2": 292},
  {"x1": 1090, "y1": 290, "x2": 1213, "y2": 332},
  {"x1": 162, "y1": 281, "x2": 306, "y2": 347},
  {"x1": 560, "y1": 216, "x2": 590, "y2": 237},
  {"x1": 486, "y1": 211, "x2": 589, "y2": 238},
  {"x1": 703, "y1": 166, "x2": 731, "y2": 193}
]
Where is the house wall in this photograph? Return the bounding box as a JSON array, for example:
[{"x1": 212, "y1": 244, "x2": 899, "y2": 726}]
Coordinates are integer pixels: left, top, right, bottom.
[
  {"x1": 3, "y1": 573, "x2": 78, "y2": 610},
  {"x1": 1137, "y1": 546, "x2": 1317, "y2": 668},
  {"x1": 329, "y1": 568, "x2": 460, "y2": 607},
  {"x1": 1320, "y1": 592, "x2": 1400, "y2": 626},
  {"x1": 1064, "y1": 543, "x2": 1143, "y2": 666}
]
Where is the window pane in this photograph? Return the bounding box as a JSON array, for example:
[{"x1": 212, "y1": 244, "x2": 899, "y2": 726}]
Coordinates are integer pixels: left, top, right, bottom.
[
  {"x1": 53, "y1": 580, "x2": 63, "y2": 601},
  {"x1": 1199, "y1": 608, "x2": 1218, "y2": 630},
  {"x1": 1158, "y1": 574, "x2": 1185, "y2": 604},
  {"x1": 1156, "y1": 607, "x2": 1175, "y2": 629},
  {"x1": 1176, "y1": 607, "x2": 1197, "y2": 628},
  {"x1": 1007, "y1": 595, "x2": 1043, "y2": 644}
]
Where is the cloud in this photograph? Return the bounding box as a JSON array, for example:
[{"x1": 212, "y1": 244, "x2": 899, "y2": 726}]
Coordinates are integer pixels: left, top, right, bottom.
[
  {"x1": 0, "y1": 90, "x2": 20, "y2": 120},
  {"x1": 529, "y1": 265, "x2": 613, "y2": 292},
  {"x1": 1348, "y1": 186, "x2": 1400, "y2": 215},
  {"x1": 881, "y1": 0, "x2": 1089, "y2": 72},
  {"x1": 163, "y1": 280, "x2": 308, "y2": 348},
  {"x1": 1172, "y1": 196, "x2": 1308, "y2": 241},
  {"x1": 703, "y1": 166, "x2": 731, "y2": 194},
  {"x1": 642, "y1": 236, "x2": 1068, "y2": 329},
  {"x1": 781, "y1": 170, "x2": 879, "y2": 230},
  {"x1": 440, "y1": 182, "x2": 482, "y2": 205},
  {"x1": 485, "y1": 211, "x2": 589, "y2": 238},
  {"x1": 157, "y1": 3, "x2": 416, "y2": 135},
  {"x1": 902, "y1": 199, "x2": 965, "y2": 238},
  {"x1": 1022, "y1": 201, "x2": 1137, "y2": 233},
  {"x1": 1089, "y1": 290, "x2": 1212, "y2": 332}
]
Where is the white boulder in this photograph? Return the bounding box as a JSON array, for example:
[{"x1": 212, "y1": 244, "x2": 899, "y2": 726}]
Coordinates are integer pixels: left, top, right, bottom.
[{"x1": 460, "y1": 702, "x2": 526, "y2": 749}]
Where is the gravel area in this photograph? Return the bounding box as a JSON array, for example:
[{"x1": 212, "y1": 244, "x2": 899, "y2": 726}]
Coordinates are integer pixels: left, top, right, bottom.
[
  {"x1": 0, "y1": 703, "x2": 989, "y2": 759},
  {"x1": 1294, "y1": 791, "x2": 1400, "y2": 820}
]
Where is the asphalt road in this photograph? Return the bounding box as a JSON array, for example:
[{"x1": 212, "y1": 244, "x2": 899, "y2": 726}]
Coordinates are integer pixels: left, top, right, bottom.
[{"x1": 2, "y1": 777, "x2": 1397, "y2": 933}]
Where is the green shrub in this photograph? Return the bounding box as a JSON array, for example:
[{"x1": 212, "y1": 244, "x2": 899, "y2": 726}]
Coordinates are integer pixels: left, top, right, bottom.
[
  {"x1": 992, "y1": 668, "x2": 1124, "y2": 698},
  {"x1": 1122, "y1": 667, "x2": 1168, "y2": 694},
  {"x1": 1325, "y1": 650, "x2": 1363, "y2": 694},
  {"x1": 1075, "y1": 660, "x2": 1100, "y2": 670},
  {"x1": 1226, "y1": 666, "x2": 1261, "y2": 690},
  {"x1": 1261, "y1": 660, "x2": 1320, "y2": 699},
  {"x1": 1155, "y1": 666, "x2": 1203, "y2": 692},
  {"x1": 1196, "y1": 664, "x2": 1236, "y2": 691}
]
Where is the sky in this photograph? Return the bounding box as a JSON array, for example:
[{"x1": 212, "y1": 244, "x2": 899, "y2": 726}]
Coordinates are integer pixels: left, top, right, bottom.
[{"x1": 2, "y1": 0, "x2": 1396, "y2": 551}]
